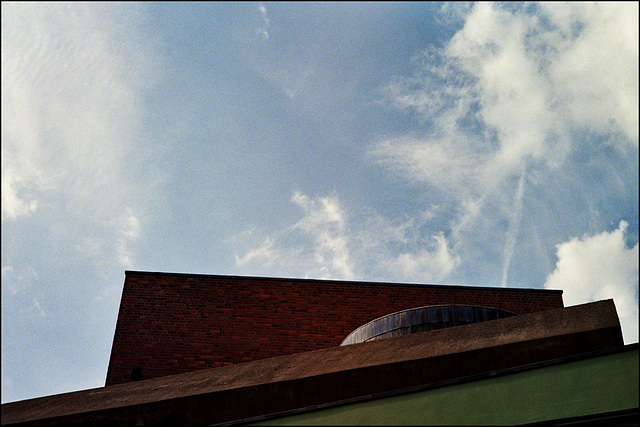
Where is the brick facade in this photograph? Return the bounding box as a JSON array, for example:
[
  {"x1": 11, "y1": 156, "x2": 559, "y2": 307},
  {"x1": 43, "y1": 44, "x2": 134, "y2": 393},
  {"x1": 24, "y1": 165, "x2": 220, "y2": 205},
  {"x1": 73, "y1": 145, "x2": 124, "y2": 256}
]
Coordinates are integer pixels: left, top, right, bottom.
[{"x1": 105, "y1": 271, "x2": 564, "y2": 386}]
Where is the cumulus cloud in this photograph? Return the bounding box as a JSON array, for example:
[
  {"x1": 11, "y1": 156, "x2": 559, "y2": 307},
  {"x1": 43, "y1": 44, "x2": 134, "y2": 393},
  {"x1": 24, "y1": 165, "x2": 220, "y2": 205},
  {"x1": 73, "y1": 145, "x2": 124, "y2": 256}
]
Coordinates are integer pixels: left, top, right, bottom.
[{"x1": 544, "y1": 221, "x2": 639, "y2": 344}]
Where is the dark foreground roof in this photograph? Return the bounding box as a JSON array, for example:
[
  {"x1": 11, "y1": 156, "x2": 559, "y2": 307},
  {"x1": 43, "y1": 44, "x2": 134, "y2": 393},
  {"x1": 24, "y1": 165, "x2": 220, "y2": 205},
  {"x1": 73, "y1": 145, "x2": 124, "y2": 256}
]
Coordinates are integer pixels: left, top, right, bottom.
[{"x1": 1, "y1": 300, "x2": 624, "y2": 427}]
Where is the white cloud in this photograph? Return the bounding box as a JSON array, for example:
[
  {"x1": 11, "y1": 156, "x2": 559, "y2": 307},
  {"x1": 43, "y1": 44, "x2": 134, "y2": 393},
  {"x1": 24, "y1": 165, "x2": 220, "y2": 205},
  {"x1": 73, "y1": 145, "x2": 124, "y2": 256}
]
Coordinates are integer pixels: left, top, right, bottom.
[
  {"x1": 1, "y1": 172, "x2": 39, "y2": 220},
  {"x1": 235, "y1": 236, "x2": 280, "y2": 268},
  {"x1": 374, "y1": 1, "x2": 638, "y2": 181},
  {"x1": 543, "y1": 2, "x2": 639, "y2": 142},
  {"x1": 115, "y1": 207, "x2": 142, "y2": 269},
  {"x1": 390, "y1": 232, "x2": 460, "y2": 281},
  {"x1": 1, "y1": 264, "x2": 38, "y2": 297},
  {"x1": 1, "y1": 5, "x2": 156, "y2": 402},
  {"x1": 500, "y1": 165, "x2": 526, "y2": 287},
  {"x1": 451, "y1": 4, "x2": 567, "y2": 171},
  {"x1": 235, "y1": 192, "x2": 459, "y2": 283},
  {"x1": 235, "y1": 192, "x2": 355, "y2": 280},
  {"x1": 1, "y1": 2, "x2": 158, "y2": 267},
  {"x1": 31, "y1": 299, "x2": 46, "y2": 318},
  {"x1": 257, "y1": 2, "x2": 270, "y2": 40},
  {"x1": 544, "y1": 221, "x2": 639, "y2": 344},
  {"x1": 370, "y1": 2, "x2": 638, "y2": 287},
  {"x1": 368, "y1": 134, "x2": 486, "y2": 196},
  {"x1": 290, "y1": 192, "x2": 354, "y2": 279}
]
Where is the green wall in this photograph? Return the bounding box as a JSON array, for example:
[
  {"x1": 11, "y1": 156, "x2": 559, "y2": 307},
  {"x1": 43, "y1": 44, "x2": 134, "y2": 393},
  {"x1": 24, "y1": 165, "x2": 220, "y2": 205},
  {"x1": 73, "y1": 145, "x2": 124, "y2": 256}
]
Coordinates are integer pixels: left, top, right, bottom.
[{"x1": 253, "y1": 347, "x2": 638, "y2": 425}]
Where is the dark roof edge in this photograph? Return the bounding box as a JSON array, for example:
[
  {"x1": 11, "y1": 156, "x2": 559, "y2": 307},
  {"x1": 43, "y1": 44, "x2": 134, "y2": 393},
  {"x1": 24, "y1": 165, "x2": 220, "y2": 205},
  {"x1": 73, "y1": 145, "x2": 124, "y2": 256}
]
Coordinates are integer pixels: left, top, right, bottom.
[
  {"x1": 1, "y1": 300, "x2": 622, "y2": 426},
  {"x1": 221, "y1": 343, "x2": 638, "y2": 426},
  {"x1": 124, "y1": 270, "x2": 563, "y2": 293}
]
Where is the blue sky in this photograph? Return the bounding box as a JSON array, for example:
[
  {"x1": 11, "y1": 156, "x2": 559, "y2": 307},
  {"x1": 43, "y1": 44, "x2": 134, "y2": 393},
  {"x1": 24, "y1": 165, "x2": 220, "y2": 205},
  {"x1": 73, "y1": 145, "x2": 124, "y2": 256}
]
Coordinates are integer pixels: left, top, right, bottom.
[{"x1": 2, "y1": 2, "x2": 638, "y2": 403}]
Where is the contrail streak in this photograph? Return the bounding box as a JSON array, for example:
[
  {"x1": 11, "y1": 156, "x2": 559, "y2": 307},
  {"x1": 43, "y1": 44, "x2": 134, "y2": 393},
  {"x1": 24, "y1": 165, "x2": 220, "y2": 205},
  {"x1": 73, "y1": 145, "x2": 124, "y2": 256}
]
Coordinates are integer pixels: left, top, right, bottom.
[{"x1": 501, "y1": 164, "x2": 527, "y2": 287}]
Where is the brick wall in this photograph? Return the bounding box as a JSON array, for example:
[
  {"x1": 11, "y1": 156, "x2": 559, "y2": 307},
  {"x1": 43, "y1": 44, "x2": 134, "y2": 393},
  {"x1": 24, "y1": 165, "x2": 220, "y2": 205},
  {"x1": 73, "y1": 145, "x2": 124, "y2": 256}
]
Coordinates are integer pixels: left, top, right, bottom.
[{"x1": 105, "y1": 271, "x2": 564, "y2": 386}]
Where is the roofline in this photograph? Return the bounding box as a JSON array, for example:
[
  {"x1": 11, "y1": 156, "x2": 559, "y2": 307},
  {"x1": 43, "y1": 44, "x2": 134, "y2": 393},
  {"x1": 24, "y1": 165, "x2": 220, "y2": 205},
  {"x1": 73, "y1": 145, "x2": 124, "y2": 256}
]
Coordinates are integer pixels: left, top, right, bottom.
[
  {"x1": 223, "y1": 343, "x2": 639, "y2": 426},
  {"x1": 1, "y1": 300, "x2": 622, "y2": 426},
  {"x1": 124, "y1": 270, "x2": 563, "y2": 293}
]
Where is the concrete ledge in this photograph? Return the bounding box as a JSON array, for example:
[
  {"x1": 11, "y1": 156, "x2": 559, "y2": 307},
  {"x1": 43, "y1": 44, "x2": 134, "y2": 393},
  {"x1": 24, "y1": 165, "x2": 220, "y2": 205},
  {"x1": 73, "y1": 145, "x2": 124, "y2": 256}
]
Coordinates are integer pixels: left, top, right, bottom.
[{"x1": 1, "y1": 300, "x2": 624, "y2": 427}]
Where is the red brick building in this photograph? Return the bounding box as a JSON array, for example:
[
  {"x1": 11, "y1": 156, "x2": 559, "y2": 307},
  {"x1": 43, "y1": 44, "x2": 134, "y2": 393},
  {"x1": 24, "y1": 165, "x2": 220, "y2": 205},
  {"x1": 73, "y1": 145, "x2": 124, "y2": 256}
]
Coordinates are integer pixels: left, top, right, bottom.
[{"x1": 105, "y1": 271, "x2": 564, "y2": 386}]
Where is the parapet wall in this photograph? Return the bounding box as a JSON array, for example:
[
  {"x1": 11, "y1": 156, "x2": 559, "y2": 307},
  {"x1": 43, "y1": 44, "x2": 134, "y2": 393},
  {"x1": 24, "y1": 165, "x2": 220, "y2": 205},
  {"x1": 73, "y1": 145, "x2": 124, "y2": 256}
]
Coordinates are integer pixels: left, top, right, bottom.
[{"x1": 105, "y1": 271, "x2": 563, "y2": 386}]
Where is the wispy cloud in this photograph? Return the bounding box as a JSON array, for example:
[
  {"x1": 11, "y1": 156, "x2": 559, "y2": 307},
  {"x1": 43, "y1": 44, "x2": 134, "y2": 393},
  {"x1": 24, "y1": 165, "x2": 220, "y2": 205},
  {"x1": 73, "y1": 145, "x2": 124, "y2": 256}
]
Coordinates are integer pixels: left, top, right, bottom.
[
  {"x1": 115, "y1": 207, "x2": 142, "y2": 269},
  {"x1": 389, "y1": 232, "x2": 460, "y2": 281},
  {"x1": 368, "y1": 133, "x2": 486, "y2": 196},
  {"x1": 257, "y1": 2, "x2": 270, "y2": 40},
  {"x1": 1, "y1": 3, "x2": 160, "y2": 402},
  {"x1": 1, "y1": 174, "x2": 38, "y2": 220},
  {"x1": 30, "y1": 299, "x2": 46, "y2": 318},
  {"x1": 236, "y1": 192, "x2": 355, "y2": 280},
  {"x1": 1, "y1": 2, "x2": 158, "y2": 268},
  {"x1": 544, "y1": 221, "x2": 639, "y2": 344},
  {"x1": 540, "y1": 2, "x2": 638, "y2": 142},
  {"x1": 370, "y1": 2, "x2": 638, "y2": 289},
  {"x1": 235, "y1": 191, "x2": 459, "y2": 283},
  {"x1": 374, "y1": 2, "x2": 638, "y2": 190},
  {"x1": 501, "y1": 164, "x2": 527, "y2": 287},
  {"x1": 0, "y1": 265, "x2": 37, "y2": 297}
]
